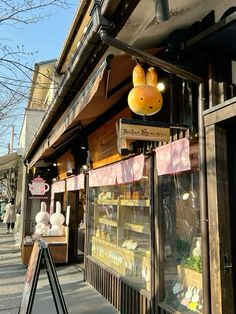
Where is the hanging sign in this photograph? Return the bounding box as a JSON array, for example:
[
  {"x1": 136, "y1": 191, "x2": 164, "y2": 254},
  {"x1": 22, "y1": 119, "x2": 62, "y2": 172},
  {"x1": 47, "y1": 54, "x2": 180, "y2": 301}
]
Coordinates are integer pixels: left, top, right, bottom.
[
  {"x1": 119, "y1": 118, "x2": 170, "y2": 142},
  {"x1": 28, "y1": 176, "x2": 50, "y2": 199}
]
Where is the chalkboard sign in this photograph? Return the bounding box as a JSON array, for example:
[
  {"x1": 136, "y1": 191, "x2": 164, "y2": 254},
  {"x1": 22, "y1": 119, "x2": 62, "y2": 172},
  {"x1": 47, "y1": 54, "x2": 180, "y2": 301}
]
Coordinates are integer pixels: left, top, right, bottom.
[{"x1": 19, "y1": 240, "x2": 68, "y2": 314}]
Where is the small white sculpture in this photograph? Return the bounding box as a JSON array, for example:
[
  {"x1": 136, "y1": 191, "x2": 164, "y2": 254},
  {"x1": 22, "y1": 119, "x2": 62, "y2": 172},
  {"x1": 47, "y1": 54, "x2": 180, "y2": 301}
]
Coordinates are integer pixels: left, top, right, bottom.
[
  {"x1": 49, "y1": 201, "x2": 65, "y2": 236},
  {"x1": 192, "y1": 239, "x2": 201, "y2": 258},
  {"x1": 35, "y1": 202, "x2": 50, "y2": 236}
]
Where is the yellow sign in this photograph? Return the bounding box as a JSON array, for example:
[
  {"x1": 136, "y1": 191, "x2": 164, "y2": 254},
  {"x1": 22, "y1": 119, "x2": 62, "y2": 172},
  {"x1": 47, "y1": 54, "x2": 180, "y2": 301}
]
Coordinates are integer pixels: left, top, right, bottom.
[{"x1": 119, "y1": 119, "x2": 170, "y2": 142}]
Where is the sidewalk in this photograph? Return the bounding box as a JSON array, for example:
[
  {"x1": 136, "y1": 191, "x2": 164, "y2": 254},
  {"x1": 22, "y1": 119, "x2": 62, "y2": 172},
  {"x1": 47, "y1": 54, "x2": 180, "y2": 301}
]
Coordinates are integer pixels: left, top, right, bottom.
[{"x1": 0, "y1": 222, "x2": 119, "y2": 313}]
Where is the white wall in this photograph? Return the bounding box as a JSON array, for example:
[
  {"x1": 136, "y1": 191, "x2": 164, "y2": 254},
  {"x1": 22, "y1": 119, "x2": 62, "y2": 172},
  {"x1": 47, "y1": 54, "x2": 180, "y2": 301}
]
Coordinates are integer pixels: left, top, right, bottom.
[{"x1": 19, "y1": 109, "x2": 45, "y2": 155}]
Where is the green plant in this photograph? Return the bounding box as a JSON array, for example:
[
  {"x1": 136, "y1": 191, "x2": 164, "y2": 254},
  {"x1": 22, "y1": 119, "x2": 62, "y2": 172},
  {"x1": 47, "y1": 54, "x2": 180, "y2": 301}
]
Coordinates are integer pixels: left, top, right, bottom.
[{"x1": 181, "y1": 255, "x2": 202, "y2": 273}]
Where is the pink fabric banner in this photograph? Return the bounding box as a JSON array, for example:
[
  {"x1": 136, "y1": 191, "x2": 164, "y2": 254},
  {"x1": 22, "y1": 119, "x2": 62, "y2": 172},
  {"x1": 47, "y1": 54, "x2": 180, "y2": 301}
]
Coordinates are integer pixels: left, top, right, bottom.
[
  {"x1": 155, "y1": 144, "x2": 172, "y2": 175},
  {"x1": 89, "y1": 154, "x2": 145, "y2": 187},
  {"x1": 171, "y1": 138, "x2": 191, "y2": 173},
  {"x1": 155, "y1": 138, "x2": 191, "y2": 175},
  {"x1": 133, "y1": 154, "x2": 145, "y2": 181},
  {"x1": 77, "y1": 173, "x2": 85, "y2": 190},
  {"x1": 51, "y1": 180, "x2": 66, "y2": 193},
  {"x1": 66, "y1": 174, "x2": 85, "y2": 191},
  {"x1": 89, "y1": 170, "x2": 99, "y2": 187}
]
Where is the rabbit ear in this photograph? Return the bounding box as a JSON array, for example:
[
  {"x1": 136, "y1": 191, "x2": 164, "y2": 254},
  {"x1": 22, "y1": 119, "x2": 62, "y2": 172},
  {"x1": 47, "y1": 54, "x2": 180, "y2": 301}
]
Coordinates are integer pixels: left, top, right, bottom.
[
  {"x1": 132, "y1": 64, "x2": 145, "y2": 87},
  {"x1": 146, "y1": 67, "x2": 158, "y2": 87}
]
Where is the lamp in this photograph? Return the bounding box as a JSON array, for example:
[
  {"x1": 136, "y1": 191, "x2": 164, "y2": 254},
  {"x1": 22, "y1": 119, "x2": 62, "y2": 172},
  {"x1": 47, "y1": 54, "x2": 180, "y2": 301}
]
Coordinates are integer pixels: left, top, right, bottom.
[
  {"x1": 66, "y1": 169, "x2": 75, "y2": 176},
  {"x1": 154, "y1": 0, "x2": 170, "y2": 21}
]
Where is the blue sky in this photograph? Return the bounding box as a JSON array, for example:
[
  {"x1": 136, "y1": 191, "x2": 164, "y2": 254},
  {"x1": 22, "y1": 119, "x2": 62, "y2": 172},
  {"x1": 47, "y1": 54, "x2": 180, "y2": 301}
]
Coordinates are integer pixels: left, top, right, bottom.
[{"x1": 0, "y1": 2, "x2": 77, "y2": 156}]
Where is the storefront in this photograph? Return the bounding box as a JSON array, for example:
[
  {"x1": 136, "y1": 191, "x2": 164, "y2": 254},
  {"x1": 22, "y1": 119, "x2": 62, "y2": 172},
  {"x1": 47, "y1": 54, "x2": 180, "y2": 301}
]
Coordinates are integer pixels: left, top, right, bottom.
[
  {"x1": 21, "y1": 2, "x2": 236, "y2": 313},
  {"x1": 84, "y1": 110, "x2": 203, "y2": 312}
]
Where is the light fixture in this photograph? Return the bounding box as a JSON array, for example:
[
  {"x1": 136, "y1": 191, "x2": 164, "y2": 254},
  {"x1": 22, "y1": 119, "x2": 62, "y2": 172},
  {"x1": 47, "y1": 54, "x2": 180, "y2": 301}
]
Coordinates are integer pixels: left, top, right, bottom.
[
  {"x1": 82, "y1": 165, "x2": 88, "y2": 171},
  {"x1": 80, "y1": 136, "x2": 88, "y2": 150},
  {"x1": 154, "y1": 0, "x2": 170, "y2": 21},
  {"x1": 157, "y1": 82, "x2": 165, "y2": 92},
  {"x1": 53, "y1": 163, "x2": 57, "y2": 167},
  {"x1": 67, "y1": 169, "x2": 75, "y2": 176}
]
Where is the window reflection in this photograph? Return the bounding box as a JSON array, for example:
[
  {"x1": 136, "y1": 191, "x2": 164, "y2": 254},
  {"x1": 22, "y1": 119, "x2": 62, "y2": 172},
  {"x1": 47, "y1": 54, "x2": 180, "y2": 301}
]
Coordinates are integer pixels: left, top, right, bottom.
[
  {"x1": 162, "y1": 172, "x2": 203, "y2": 313},
  {"x1": 88, "y1": 158, "x2": 151, "y2": 291}
]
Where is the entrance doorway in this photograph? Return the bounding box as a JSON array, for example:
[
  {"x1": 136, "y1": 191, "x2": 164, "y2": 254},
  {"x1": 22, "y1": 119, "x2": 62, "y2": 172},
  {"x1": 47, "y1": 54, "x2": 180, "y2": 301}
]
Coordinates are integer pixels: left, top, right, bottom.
[
  {"x1": 205, "y1": 111, "x2": 236, "y2": 313},
  {"x1": 67, "y1": 190, "x2": 85, "y2": 265},
  {"x1": 225, "y1": 120, "x2": 236, "y2": 306}
]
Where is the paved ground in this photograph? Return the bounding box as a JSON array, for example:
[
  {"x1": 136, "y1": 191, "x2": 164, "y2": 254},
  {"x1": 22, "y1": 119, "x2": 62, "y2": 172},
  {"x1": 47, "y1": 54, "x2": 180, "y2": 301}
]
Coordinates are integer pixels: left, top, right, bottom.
[{"x1": 0, "y1": 222, "x2": 119, "y2": 313}]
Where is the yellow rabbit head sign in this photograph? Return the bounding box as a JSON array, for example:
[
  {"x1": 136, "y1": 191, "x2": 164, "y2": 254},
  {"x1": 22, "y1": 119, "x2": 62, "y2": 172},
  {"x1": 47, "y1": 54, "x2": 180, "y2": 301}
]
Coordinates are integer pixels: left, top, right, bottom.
[{"x1": 128, "y1": 64, "x2": 163, "y2": 116}]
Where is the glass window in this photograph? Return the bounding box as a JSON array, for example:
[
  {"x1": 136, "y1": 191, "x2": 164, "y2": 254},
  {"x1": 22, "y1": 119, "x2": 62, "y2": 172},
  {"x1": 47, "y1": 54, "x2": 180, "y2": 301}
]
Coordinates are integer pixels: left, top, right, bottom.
[
  {"x1": 160, "y1": 171, "x2": 203, "y2": 313},
  {"x1": 88, "y1": 158, "x2": 151, "y2": 291}
]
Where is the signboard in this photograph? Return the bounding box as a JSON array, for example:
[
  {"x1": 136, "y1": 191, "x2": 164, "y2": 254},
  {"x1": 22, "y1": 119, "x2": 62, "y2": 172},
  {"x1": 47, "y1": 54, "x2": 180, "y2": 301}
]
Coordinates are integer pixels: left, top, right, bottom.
[
  {"x1": 28, "y1": 175, "x2": 49, "y2": 200},
  {"x1": 119, "y1": 118, "x2": 170, "y2": 142},
  {"x1": 19, "y1": 242, "x2": 40, "y2": 313},
  {"x1": 19, "y1": 240, "x2": 68, "y2": 314}
]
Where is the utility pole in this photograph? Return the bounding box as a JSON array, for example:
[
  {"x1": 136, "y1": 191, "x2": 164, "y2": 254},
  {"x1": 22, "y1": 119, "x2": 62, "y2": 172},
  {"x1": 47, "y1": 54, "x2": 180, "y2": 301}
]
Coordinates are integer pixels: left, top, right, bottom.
[{"x1": 10, "y1": 125, "x2": 14, "y2": 153}]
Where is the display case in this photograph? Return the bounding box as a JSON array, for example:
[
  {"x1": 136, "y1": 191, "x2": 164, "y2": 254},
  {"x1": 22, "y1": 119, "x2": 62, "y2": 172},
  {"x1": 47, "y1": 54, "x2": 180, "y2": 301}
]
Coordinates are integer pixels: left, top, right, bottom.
[
  {"x1": 160, "y1": 171, "x2": 203, "y2": 313},
  {"x1": 88, "y1": 158, "x2": 151, "y2": 291}
]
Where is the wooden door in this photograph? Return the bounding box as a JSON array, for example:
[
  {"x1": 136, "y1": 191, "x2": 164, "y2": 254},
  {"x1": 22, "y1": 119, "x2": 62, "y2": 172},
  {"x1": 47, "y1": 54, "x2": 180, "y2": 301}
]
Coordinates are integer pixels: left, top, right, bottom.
[{"x1": 205, "y1": 123, "x2": 235, "y2": 313}]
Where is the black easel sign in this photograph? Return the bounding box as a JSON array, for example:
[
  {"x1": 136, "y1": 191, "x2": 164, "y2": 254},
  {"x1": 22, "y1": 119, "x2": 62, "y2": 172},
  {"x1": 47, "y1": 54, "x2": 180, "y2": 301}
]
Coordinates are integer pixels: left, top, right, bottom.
[{"x1": 19, "y1": 240, "x2": 68, "y2": 314}]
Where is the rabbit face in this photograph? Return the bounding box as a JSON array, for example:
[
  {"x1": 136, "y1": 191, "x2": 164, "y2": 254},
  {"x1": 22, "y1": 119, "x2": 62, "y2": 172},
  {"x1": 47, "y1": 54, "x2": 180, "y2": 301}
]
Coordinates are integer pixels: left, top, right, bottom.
[
  {"x1": 128, "y1": 85, "x2": 163, "y2": 116},
  {"x1": 128, "y1": 65, "x2": 163, "y2": 116}
]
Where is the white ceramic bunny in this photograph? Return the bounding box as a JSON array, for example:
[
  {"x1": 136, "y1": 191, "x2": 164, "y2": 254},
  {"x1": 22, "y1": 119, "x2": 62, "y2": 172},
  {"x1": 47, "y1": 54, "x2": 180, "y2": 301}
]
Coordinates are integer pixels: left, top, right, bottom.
[
  {"x1": 191, "y1": 288, "x2": 200, "y2": 303},
  {"x1": 34, "y1": 202, "x2": 50, "y2": 236},
  {"x1": 48, "y1": 201, "x2": 65, "y2": 236}
]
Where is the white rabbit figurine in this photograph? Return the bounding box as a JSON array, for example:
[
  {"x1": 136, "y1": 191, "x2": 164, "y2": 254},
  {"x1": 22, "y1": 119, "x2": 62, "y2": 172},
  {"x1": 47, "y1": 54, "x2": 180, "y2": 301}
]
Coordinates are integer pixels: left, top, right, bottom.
[
  {"x1": 49, "y1": 201, "x2": 65, "y2": 236},
  {"x1": 34, "y1": 202, "x2": 50, "y2": 236}
]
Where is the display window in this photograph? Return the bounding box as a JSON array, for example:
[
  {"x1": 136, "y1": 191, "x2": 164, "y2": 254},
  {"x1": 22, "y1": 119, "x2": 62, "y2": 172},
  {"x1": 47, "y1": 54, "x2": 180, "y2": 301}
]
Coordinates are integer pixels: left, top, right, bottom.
[
  {"x1": 160, "y1": 171, "x2": 202, "y2": 313},
  {"x1": 88, "y1": 156, "x2": 151, "y2": 291}
]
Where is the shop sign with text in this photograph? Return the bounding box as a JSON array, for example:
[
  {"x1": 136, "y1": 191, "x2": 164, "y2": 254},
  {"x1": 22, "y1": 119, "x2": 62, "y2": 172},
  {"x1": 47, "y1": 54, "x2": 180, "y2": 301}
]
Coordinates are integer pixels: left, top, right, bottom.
[{"x1": 119, "y1": 118, "x2": 170, "y2": 142}]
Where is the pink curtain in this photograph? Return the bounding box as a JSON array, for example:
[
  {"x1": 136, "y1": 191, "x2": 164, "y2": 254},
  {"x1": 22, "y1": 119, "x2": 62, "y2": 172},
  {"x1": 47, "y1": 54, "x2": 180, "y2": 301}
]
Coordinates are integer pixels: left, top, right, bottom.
[
  {"x1": 66, "y1": 174, "x2": 85, "y2": 191},
  {"x1": 89, "y1": 154, "x2": 145, "y2": 187},
  {"x1": 155, "y1": 138, "x2": 191, "y2": 175}
]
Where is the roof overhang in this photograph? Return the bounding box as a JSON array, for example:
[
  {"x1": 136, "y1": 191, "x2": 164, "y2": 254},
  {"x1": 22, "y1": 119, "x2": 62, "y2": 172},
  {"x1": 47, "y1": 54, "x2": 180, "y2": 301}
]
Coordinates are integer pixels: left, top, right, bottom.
[
  {"x1": 25, "y1": 0, "x2": 236, "y2": 167},
  {"x1": 0, "y1": 153, "x2": 20, "y2": 172},
  {"x1": 28, "y1": 51, "x2": 162, "y2": 167}
]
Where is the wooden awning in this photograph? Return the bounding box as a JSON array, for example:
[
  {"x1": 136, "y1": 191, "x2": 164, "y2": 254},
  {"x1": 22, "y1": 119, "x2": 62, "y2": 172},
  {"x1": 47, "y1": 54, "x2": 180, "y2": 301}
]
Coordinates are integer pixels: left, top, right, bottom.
[{"x1": 29, "y1": 49, "x2": 163, "y2": 168}]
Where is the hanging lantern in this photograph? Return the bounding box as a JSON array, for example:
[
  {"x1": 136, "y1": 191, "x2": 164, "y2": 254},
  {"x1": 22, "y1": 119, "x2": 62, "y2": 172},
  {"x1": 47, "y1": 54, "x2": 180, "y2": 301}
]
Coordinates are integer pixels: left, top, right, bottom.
[{"x1": 127, "y1": 64, "x2": 163, "y2": 116}]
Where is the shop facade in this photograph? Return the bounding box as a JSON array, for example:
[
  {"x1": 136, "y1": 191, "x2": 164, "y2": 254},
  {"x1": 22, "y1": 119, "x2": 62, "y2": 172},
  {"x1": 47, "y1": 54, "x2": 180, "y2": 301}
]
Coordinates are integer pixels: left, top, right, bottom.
[
  {"x1": 83, "y1": 91, "x2": 203, "y2": 314},
  {"x1": 21, "y1": 1, "x2": 236, "y2": 313}
]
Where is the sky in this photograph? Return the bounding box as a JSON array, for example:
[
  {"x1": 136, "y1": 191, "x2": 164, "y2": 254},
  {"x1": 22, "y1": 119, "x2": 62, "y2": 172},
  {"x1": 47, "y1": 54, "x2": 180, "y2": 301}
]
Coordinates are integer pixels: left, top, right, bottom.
[{"x1": 0, "y1": 1, "x2": 78, "y2": 156}]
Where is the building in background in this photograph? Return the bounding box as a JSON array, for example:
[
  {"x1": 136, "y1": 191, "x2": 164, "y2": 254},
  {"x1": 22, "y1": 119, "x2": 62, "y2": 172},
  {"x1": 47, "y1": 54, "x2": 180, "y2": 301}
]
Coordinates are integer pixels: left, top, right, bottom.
[{"x1": 17, "y1": 59, "x2": 57, "y2": 240}]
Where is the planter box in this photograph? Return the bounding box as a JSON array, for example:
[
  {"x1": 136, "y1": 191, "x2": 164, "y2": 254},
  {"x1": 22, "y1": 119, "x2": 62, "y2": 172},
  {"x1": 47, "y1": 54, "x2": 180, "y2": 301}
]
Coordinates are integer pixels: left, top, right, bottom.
[{"x1": 177, "y1": 265, "x2": 202, "y2": 289}]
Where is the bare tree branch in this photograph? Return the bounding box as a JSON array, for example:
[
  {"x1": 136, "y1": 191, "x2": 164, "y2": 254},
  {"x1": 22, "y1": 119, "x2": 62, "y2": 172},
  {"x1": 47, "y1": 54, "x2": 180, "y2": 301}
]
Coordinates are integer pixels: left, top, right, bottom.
[
  {"x1": 0, "y1": 0, "x2": 75, "y2": 146},
  {"x1": 0, "y1": 0, "x2": 71, "y2": 25}
]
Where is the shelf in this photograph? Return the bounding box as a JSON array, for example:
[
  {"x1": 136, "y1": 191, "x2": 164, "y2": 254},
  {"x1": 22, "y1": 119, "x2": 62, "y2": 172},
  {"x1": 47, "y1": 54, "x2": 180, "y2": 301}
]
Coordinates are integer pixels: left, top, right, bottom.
[
  {"x1": 92, "y1": 236, "x2": 150, "y2": 261},
  {"x1": 120, "y1": 199, "x2": 150, "y2": 207},
  {"x1": 98, "y1": 218, "x2": 118, "y2": 227},
  {"x1": 121, "y1": 222, "x2": 150, "y2": 234},
  {"x1": 96, "y1": 199, "x2": 119, "y2": 205}
]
